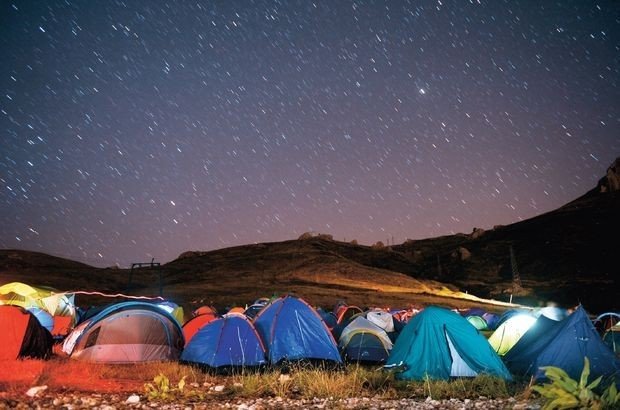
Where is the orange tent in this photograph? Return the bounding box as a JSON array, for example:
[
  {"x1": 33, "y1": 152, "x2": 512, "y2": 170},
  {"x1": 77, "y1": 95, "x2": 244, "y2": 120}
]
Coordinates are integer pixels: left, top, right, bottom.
[
  {"x1": 182, "y1": 313, "x2": 219, "y2": 345},
  {"x1": 0, "y1": 305, "x2": 53, "y2": 360}
]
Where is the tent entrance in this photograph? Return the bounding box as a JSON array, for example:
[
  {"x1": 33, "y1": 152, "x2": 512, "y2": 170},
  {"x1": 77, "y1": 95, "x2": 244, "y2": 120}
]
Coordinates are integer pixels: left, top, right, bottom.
[{"x1": 445, "y1": 332, "x2": 477, "y2": 377}]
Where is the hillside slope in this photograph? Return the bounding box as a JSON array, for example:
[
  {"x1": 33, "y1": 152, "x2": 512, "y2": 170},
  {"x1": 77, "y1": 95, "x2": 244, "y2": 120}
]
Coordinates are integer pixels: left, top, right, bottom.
[{"x1": 1, "y1": 158, "x2": 618, "y2": 313}]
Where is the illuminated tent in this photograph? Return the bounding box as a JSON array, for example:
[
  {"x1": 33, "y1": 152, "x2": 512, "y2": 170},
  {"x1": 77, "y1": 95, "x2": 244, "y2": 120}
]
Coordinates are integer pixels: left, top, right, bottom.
[
  {"x1": 535, "y1": 306, "x2": 569, "y2": 321},
  {"x1": 0, "y1": 282, "x2": 75, "y2": 316},
  {"x1": 386, "y1": 306, "x2": 511, "y2": 380},
  {"x1": 0, "y1": 282, "x2": 76, "y2": 338},
  {"x1": 63, "y1": 301, "x2": 184, "y2": 363},
  {"x1": 156, "y1": 301, "x2": 185, "y2": 325},
  {"x1": 0, "y1": 305, "x2": 53, "y2": 360},
  {"x1": 487, "y1": 313, "x2": 537, "y2": 356},
  {"x1": 181, "y1": 313, "x2": 266, "y2": 372},
  {"x1": 504, "y1": 306, "x2": 620, "y2": 381},
  {"x1": 254, "y1": 295, "x2": 341, "y2": 365},
  {"x1": 338, "y1": 316, "x2": 393, "y2": 363}
]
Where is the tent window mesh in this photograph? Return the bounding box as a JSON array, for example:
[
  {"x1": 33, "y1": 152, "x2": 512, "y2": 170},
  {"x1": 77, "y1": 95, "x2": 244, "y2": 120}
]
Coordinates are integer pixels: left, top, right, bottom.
[{"x1": 84, "y1": 327, "x2": 101, "y2": 349}]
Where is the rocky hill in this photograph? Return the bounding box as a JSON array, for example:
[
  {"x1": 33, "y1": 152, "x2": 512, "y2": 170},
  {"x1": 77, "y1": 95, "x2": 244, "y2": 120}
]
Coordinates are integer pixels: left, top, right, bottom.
[{"x1": 1, "y1": 158, "x2": 618, "y2": 314}]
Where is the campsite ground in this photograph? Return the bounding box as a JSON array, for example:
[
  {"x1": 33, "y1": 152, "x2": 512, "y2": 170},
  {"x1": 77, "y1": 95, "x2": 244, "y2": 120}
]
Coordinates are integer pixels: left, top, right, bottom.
[{"x1": 0, "y1": 357, "x2": 541, "y2": 409}]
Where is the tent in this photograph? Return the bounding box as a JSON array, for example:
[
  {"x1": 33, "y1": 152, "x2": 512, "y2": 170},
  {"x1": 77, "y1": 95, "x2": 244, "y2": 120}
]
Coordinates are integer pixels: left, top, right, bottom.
[
  {"x1": 0, "y1": 282, "x2": 77, "y2": 337},
  {"x1": 244, "y1": 297, "x2": 271, "y2": 319},
  {"x1": 244, "y1": 303, "x2": 267, "y2": 320},
  {"x1": 335, "y1": 305, "x2": 363, "y2": 324},
  {"x1": 487, "y1": 313, "x2": 537, "y2": 356},
  {"x1": 26, "y1": 307, "x2": 54, "y2": 333},
  {"x1": 482, "y1": 312, "x2": 500, "y2": 330},
  {"x1": 0, "y1": 305, "x2": 53, "y2": 360},
  {"x1": 339, "y1": 316, "x2": 393, "y2": 363},
  {"x1": 181, "y1": 313, "x2": 266, "y2": 372},
  {"x1": 593, "y1": 312, "x2": 620, "y2": 335},
  {"x1": 156, "y1": 301, "x2": 185, "y2": 325},
  {"x1": 183, "y1": 311, "x2": 219, "y2": 345},
  {"x1": 254, "y1": 295, "x2": 341, "y2": 365},
  {"x1": 333, "y1": 309, "x2": 404, "y2": 343},
  {"x1": 603, "y1": 324, "x2": 619, "y2": 357},
  {"x1": 504, "y1": 306, "x2": 620, "y2": 381},
  {"x1": 496, "y1": 309, "x2": 531, "y2": 328},
  {"x1": 386, "y1": 306, "x2": 511, "y2": 380},
  {"x1": 194, "y1": 305, "x2": 218, "y2": 317},
  {"x1": 63, "y1": 301, "x2": 184, "y2": 363},
  {"x1": 466, "y1": 315, "x2": 488, "y2": 331},
  {"x1": 535, "y1": 306, "x2": 569, "y2": 321},
  {"x1": 316, "y1": 307, "x2": 338, "y2": 330},
  {"x1": 0, "y1": 282, "x2": 75, "y2": 317},
  {"x1": 366, "y1": 309, "x2": 396, "y2": 332}
]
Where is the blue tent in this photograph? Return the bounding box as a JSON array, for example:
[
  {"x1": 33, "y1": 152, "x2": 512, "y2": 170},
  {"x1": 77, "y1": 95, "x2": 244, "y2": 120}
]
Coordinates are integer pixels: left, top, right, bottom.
[
  {"x1": 503, "y1": 306, "x2": 620, "y2": 381},
  {"x1": 386, "y1": 306, "x2": 511, "y2": 380},
  {"x1": 254, "y1": 295, "x2": 341, "y2": 365},
  {"x1": 316, "y1": 307, "x2": 337, "y2": 330},
  {"x1": 26, "y1": 307, "x2": 54, "y2": 332},
  {"x1": 181, "y1": 313, "x2": 266, "y2": 371}
]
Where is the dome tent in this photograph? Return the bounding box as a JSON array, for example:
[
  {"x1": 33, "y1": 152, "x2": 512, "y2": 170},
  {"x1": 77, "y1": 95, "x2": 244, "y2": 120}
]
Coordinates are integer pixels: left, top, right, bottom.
[
  {"x1": 386, "y1": 306, "x2": 511, "y2": 380},
  {"x1": 0, "y1": 305, "x2": 53, "y2": 360},
  {"x1": 63, "y1": 301, "x2": 184, "y2": 363},
  {"x1": 504, "y1": 306, "x2": 620, "y2": 381},
  {"x1": 339, "y1": 316, "x2": 393, "y2": 363},
  {"x1": 488, "y1": 313, "x2": 537, "y2": 356},
  {"x1": 182, "y1": 311, "x2": 219, "y2": 346},
  {"x1": 0, "y1": 282, "x2": 77, "y2": 338},
  {"x1": 254, "y1": 295, "x2": 341, "y2": 365},
  {"x1": 181, "y1": 313, "x2": 266, "y2": 372}
]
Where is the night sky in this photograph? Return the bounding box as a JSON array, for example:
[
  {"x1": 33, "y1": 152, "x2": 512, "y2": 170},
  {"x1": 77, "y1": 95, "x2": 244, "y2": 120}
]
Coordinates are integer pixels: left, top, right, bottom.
[{"x1": 1, "y1": 1, "x2": 619, "y2": 268}]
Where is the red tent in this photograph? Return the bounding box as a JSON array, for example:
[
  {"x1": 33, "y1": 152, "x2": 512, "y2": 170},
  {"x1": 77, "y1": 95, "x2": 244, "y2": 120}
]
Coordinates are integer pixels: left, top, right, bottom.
[
  {"x1": 0, "y1": 305, "x2": 53, "y2": 360},
  {"x1": 183, "y1": 312, "x2": 219, "y2": 345}
]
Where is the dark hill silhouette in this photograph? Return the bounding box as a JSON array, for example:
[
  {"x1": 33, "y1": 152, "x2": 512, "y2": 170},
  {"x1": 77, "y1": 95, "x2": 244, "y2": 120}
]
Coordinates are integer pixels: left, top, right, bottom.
[{"x1": 1, "y1": 158, "x2": 618, "y2": 313}]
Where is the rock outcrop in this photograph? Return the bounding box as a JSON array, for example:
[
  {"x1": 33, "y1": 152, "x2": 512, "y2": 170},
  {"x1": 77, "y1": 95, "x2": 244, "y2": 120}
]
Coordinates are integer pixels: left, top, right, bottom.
[{"x1": 597, "y1": 157, "x2": 620, "y2": 193}]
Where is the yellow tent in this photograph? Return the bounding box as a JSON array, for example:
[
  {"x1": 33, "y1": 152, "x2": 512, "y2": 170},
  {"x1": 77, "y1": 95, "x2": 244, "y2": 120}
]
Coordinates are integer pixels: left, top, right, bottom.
[{"x1": 0, "y1": 282, "x2": 75, "y2": 317}]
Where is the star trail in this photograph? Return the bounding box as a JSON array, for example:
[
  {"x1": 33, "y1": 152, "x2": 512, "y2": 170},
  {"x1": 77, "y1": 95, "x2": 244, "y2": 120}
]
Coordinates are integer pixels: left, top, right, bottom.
[{"x1": 1, "y1": 1, "x2": 619, "y2": 267}]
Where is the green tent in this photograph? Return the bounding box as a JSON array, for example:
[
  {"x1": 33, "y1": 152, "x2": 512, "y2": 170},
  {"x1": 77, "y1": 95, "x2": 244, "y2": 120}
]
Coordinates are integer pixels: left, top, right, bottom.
[
  {"x1": 488, "y1": 314, "x2": 537, "y2": 356},
  {"x1": 386, "y1": 306, "x2": 511, "y2": 380},
  {"x1": 466, "y1": 315, "x2": 488, "y2": 331}
]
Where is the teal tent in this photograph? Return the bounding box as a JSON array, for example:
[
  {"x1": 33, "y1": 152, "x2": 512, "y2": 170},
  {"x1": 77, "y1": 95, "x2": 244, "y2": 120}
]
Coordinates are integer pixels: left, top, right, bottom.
[{"x1": 386, "y1": 306, "x2": 511, "y2": 380}]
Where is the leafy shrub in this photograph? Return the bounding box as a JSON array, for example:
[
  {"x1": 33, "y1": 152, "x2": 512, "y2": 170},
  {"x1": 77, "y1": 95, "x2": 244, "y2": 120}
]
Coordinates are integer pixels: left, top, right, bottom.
[{"x1": 532, "y1": 357, "x2": 618, "y2": 410}]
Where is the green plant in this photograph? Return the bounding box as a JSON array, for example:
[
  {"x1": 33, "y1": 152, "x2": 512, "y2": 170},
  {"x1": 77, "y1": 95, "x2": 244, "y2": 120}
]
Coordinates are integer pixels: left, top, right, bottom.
[
  {"x1": 144, "y1": 373, "x2": 184, "y2": 401},
  {"x1": 532, "y1": 357, "x2": 618, "y2": 410},
  {"x1": 144, "y1": 372, "x2": 204, "y2": 402},
  {"x1": 600, "y1": 383, "x2": 619, "y2": 408}
]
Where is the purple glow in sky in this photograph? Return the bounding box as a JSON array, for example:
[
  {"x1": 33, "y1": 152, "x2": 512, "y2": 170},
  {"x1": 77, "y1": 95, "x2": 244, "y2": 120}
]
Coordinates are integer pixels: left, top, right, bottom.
[{"x1": 1, "y1": 1, "x2": 619, "y2": 267}]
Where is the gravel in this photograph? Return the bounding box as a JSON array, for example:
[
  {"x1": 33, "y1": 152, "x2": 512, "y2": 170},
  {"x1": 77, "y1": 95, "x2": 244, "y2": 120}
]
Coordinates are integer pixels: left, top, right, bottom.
[{"x1": 0, "y1": 392, "x2": 542, "y2": 409}]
